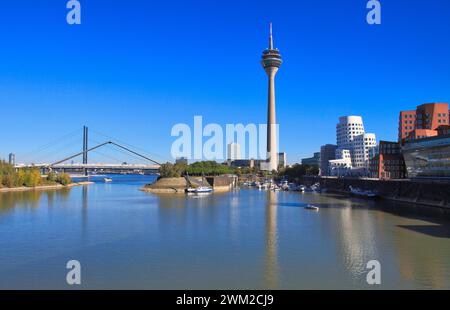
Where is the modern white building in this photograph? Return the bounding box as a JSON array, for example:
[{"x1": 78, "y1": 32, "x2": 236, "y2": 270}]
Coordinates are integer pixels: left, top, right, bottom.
[
  {"x1": 331, "y1": 116, "x2": 377, "y2": 176},
  {"x1": 352, "y1": 133, "x2": 377, "y2": 169},
  {"x1": 336, "y1": 116, "x2": 365, "y2": 150},
  {"x1": 329, "y1": 158, "x2": 352, "y2": 176},
  {"x1": 227, "y1": 143, "x2": 242, "y2": 161},
  {"x1": 329, "y1": 149, "x2": 352, "y2": 176}
]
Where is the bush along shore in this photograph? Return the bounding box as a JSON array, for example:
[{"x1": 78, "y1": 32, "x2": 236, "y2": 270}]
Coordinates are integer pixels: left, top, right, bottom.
[{"x1": 0, "y1": 161, "x2": 79, "y2": 192}]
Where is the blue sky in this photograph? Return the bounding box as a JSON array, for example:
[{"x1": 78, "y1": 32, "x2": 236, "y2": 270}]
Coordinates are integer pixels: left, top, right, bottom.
[{"x1": 1, "y1": 0, "x2": 449, "y2": 164}]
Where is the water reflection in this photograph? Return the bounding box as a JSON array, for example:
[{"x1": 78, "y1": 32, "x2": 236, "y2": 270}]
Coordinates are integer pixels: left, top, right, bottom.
[
  {"x1": 264, "y1": 191, "x2": 279, "y2": 289},
  {"x1": 336, "y1": 205, "x2": 378, "y2": 282},
  {"x1": 82, "y1": 185, "x2": 89, "y2": 239},
  {"x1": 0, "y1": 190, "x2": 44, "y2": 215},
  {"x1": 1, "y1": 178, "x2": 450, "y2": 289}
]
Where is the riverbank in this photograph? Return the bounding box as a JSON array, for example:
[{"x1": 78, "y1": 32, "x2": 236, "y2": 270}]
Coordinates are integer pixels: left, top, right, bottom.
[
  {"x1": 141, "y1": 177, "x2": 188, "y2": 194},
  {"x1": 0, "y1": 181, "x2": 95, "y2": 194},
  {"x1": 300, "y1": 176, "x2": 450, "y2": 209}
]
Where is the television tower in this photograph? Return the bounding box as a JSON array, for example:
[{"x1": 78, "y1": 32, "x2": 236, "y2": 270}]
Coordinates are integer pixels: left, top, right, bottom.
[{"x1": 261, "y1": 23, "x2": 282, "y2": 171}]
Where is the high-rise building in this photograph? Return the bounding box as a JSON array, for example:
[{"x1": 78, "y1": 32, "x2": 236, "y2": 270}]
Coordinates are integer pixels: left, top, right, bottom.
[
  {"x1": 333, "y1": 116, "x2": 377, "y2": 175},
  {"x1": 320, "y1": 144, "x2": 337, "y2": 176},
  {"x1": 261, "y1": 23, "x2": 282, "y2": 171},
  {"x1": 8, "y1": 153, "x2": 15, "y2": 166},
  {"x1": 398, "y1": 103, "x2": 449, "y2": 143},
  {"x1": 336, "y1": 116, "x2": 365, "y2": 151},
  {"x1": 227, "y1": 143, "x2": 241, "y2": 161},
  {"x1": 278, "y1": 152, "x2": 287, "y2": 168},
  {"x1": 352, "y1": 133, "x2": 377, "y2": 169}
]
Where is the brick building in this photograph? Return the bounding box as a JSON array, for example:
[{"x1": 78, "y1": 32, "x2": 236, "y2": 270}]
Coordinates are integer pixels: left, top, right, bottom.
[
  {"x1": 369, "y1": 141, "x2": 406, "y2": 179},
  {"x1": 398, "y1": 103, "x2": 449, "y2": 144}
]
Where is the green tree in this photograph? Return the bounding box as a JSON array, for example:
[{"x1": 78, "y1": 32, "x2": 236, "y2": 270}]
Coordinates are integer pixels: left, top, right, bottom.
[
  {"x1": 280, "y1": 164, "x2": 319, "y2": 181},
  {"x1": 23, "y1": 168, "x2": 42, "y2": 187},
  {"x1": 0, "y1": 160, "x2": 20, "y2": 188},
  {"x1": 47, "y1": 172, "x2": 57, "y2": 183},
  {"x1": 56, "y1": 173, "x2": 72, "y2": 186}
]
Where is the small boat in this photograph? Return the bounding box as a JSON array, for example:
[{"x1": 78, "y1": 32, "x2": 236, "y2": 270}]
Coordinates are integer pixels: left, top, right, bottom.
[
  {"x1": 259, "y1": 183, "x2": 269, "y2": 190},
  {"x1": 186, "y1": 186, "x2": 213, "y2": 194},
  {"x1": 310, "y1": 183, "x2": 321, "y2": 192},
  {"x1": 305, "y1": 205, "x2": 320, "y2": 211},
  {"x1": 185, "y1": 173, "x2": 213, "y2": 194},
  {"x1": 103, "y1": 178, "x2": 113, "y2": 183},
  {"x1": 349, "y1": 186, "x2": 378, "y2": 198}
]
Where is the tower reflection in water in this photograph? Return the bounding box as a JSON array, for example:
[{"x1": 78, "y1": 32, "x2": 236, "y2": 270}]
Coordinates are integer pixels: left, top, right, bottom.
[{"x1": 264, "y1": 190, "x2": 279, "y2": 289}]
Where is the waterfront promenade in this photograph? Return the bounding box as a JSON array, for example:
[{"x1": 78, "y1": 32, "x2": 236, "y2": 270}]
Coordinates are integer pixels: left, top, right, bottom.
[{"x1": 300, "y1": 176, "x2": 450, "y2": 209}]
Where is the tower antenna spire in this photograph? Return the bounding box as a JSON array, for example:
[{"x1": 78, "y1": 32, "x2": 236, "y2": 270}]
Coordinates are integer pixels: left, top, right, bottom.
[{"x1": 269, "y1": 22, "x2": 273, "y2": 49}]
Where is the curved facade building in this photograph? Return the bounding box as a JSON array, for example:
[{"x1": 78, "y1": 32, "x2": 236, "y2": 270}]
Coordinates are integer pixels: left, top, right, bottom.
[
  {"x1": 336, "y1": 116, "x2": 365, "y2": 150},
  {"x1": 334, "y1": 116, "x2": 377, "y2": 174}
]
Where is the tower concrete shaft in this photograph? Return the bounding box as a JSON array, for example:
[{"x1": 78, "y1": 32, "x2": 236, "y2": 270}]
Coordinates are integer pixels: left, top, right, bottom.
[{"x1": 261, "y1": 23, "x2": 282, "y2": 171}]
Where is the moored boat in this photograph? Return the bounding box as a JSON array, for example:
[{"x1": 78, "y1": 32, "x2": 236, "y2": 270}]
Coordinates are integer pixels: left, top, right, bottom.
[
  {"x1": 304, "y1": 205, "x2": 320, "y2": 211},
  {"x1": 186, "y1": 186, "x2": 213, "y2": 194},
  {"x1": 349, "y1": 186, "x2": 378, "y2": 198}
]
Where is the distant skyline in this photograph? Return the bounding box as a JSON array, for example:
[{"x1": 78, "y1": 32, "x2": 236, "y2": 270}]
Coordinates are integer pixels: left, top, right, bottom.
[{"x1": 1, "y1": 0, "x2": 450, "y2": 164}]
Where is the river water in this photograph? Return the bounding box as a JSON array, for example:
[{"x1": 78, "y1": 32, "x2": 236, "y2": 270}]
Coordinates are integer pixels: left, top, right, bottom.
[{"x1": 0, "y1": 175, "x2": 449, "y2": 289}]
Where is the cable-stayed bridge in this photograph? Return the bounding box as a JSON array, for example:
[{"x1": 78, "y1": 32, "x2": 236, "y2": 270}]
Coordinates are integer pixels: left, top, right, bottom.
[{"x1": 15, "y1": 127, "x2": 164, "y2": 175}]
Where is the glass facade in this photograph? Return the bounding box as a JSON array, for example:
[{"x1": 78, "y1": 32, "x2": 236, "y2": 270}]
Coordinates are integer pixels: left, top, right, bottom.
[{"x1": 402, "y1": 135, "x2": 450, "y2": 178}]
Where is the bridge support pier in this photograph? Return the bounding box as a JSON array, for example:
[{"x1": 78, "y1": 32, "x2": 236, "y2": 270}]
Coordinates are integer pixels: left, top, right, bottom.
[{"x1": 83, "y1": 126, "x2": 89, "y2": 176}]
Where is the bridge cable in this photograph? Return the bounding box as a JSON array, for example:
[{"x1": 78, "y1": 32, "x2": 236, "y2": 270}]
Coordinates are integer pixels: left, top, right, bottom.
[{"x1": 90, "y1": 129, "x2": 170, "y2": 163}]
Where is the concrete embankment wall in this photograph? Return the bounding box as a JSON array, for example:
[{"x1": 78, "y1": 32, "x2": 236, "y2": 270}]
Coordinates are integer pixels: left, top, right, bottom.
[
  {"x1": 142, "y1": 175, "x2": 238, "y2": 194},
  {"x1": 206, "y1": 175, "x2": 238, "y2": 191},
  {"x1": 301, "y1": 176, "x2": 450, "y2": 209}
]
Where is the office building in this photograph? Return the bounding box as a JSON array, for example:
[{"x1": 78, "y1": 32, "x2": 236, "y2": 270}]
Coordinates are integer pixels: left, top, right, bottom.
[
  {"x1": 333, "y1": 116, "x2": 377, "y2": 175},
  {"x1": 8, "y1": 153, "x2": 15, "y2": 166},
  {"x1": 352, "y1": 133, "x2": 377, "y2": 169},
  {"x1": 399, "y1": 103, "x2": 450, "y2": 143},
  {"x1": 403, "y1": 134, "x2": 450, "y2": 178},
  {"x1": 278, "y1": 152, "x2": 287, "y2": 168},
  {"x1": 369, "y1": 141, "x2": 406, "y2": 179},
  {"x1": 320, "y1": 144, "x2": 337, "y2": 176},
  {"x1": 329, "y1": 149, "x2": 352, "y2": 176},
  {"x1": 301, "y1": 152, "x2": 320, "y2": 167}
]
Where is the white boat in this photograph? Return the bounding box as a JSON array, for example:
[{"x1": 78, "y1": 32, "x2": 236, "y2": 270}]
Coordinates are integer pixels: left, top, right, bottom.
[
  {"x1": 258, "y1": 183, "x2": 269, "y2": 190},
  {"x1": 349, "y1": 186, "x2": 378, "y2": 198},
  {"x1": 310, "y1": 183, "x2": 321, "y2": 192},
  {"x1": 305, "y1": 205, "x2": 320, "y2": 211},
  {"x1": 185, "y1": 172, "x2": 213, "y2": 194},
  {"x1": 103, "y1": 178, "x2": 113, "y2": 183},
  {"x1": 189, "y1": 186, "x2": 213, "y2": 194}
]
